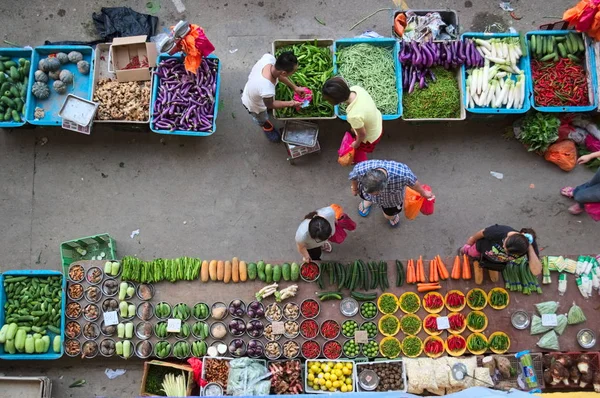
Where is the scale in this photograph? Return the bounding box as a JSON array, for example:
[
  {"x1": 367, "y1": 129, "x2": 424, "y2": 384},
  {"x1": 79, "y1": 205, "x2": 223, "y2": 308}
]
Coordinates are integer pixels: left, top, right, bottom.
[{"x1": 281, "y1": 120, "x2": 321, "y2": 165}]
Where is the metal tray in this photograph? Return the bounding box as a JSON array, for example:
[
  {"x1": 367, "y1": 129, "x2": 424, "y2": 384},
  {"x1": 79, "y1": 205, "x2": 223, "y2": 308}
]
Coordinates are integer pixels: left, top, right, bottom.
[{"x1": 282, "y1": 120, "x2": 319, "y2": 147}]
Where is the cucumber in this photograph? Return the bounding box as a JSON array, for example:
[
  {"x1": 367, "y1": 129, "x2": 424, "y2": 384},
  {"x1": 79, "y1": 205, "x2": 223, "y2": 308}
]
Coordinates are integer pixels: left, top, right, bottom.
[
  {"x1": 1, "y1": 96, "x2": 14, "y2": 108},
  {"x1": 567, "y1": 54, "x2": 580, "y2": 63},
  {"x1": 257, "y1": 261, "x2": 266, "y2": 281},
  {"x1": 290, "y1": 262, "x2": 300, "y2": 281},
  {"x1": 281, "y1": 263, "x2": 291, "y2": 281},
  {"x1": 557, "y1": 43, "x2": 567, "y2": 58},
  {"x1": 565, "y1": 36, "x2": 574, "y2": 53},
  {"x1": 9, "y1": 86, "x2": 19, "y2": 98},
  {"x1": 3, "y1": 61, "x2": 17, "y2": 68},
  {"x1": 9, "y1": 66, "x2": 19, "y2": 80},
  {"x1": 530, "y1": 35, "x2": 537, "y2": 55},
  {"x1": 0, "y1": 56, "x2": 10, "y2": 62},
  {"x1": 575, "y1": 33, "x2": 585, "y2": 52},
  {"x1": 265, "y1": 263, "x2": 273, "y2": 283},
  {"x1": 541, "y1": 53, "x2": 556, "y2": 62},
  {"x1": 350, "y1": 291, "x2": 377, "y2": 301},
  {"x1": 555, "y1": 35, "x2": 566, "y2": 42},
  {"x1": 11, "y1": 110, "x2": 20, "y2": 122},
  {"x1": 247, "y1": 262, "x2": 257, "y2": 280},
  {"x1": 272, "y1": 264, "x2": 281, "y2": 282}
]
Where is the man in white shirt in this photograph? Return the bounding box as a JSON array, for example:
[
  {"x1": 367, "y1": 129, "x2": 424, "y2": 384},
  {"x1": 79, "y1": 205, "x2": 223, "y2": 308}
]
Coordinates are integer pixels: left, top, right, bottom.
[{"x1": 242, "y1": 51, "x2": 306, "y2": 142}]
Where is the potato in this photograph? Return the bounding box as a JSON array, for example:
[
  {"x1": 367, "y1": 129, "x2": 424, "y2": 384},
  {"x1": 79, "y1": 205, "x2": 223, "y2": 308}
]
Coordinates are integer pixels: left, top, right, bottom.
[
  {"x1": 201, "y1": 260, "x2": 209, "y2": 282},
  {"x1": 209, "y1": 260, "x2": 217, "y2": 281}
]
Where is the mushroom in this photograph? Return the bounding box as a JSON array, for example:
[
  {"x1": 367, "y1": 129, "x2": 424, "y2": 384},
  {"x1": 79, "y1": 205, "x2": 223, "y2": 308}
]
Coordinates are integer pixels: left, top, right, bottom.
[
  {"x1": 580, "y1": 371, "x2": 594, "y2": 388},
  {"x1": 578, "y1": 354, "x2": 592, "y2": 375}
]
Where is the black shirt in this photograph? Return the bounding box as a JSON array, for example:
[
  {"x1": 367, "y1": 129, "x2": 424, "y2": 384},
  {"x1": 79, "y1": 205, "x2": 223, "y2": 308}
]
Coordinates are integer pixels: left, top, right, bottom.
[{"x1": 475, "y1": 224, "x2": 539, "y2": 266}]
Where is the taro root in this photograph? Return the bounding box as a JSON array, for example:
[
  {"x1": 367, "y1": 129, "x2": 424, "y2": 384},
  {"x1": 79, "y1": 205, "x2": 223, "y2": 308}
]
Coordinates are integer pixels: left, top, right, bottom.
[
  {"x1": 138, "y1": 340, "x2": 152, "y2": 357},
  {"x1": 581, "y1": 371, "x2": 594, "y2": 388},
  {"x1": 100, "y1": 339, "x2": 115, "y2": 356},
  {"x1": 578, "y1": 354, "x2": 592, "y2": 374},
  {"x1": 570, "y1": 366, "x2": 582, "y2": 385},
  {"x1": 593, "y1": 371, "x2": 600, "y2": 392}
]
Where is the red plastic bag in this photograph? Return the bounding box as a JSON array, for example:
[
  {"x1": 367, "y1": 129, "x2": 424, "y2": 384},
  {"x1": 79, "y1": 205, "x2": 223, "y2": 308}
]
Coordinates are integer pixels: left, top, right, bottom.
[
  {"x1": 419, "y1": 184, "x2": 435, "y2": 215},
  {"x1": 586, "y1": 133, "x2": 600, "y2": 152},
  {"x1": 404, "y1": 186, "x2": 424, "y2": 220},
  {"x1": 585, "y1": 202, "x2": 600, "y2": 221},
  {"x1": 338, "y1": 132, "x2": 355, "y2": 166},
  {"x1": 330, "y1": 214, "x2": 356, "y2": 244},
  {"x1": 544, "y1": 140, "x2": 578, "y2": 171}
]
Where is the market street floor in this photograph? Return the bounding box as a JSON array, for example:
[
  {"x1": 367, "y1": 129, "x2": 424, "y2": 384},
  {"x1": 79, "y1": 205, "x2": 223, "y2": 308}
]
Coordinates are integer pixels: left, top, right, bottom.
[{"x1": 0, "y1": 0, "x2": 597, "y2": 397}]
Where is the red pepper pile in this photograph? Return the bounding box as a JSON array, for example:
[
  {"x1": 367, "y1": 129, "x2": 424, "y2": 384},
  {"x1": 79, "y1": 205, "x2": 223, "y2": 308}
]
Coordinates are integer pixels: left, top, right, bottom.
[
  {"x1": 300, "y1": 262, "x2": 319, "y2": 281},
  {"x1": 531, "y1": 58, "x2": 590, "y2": 107},
  {"x1": 424, "y1": 293, "x2": 443, "y2": 309},
  {"x1": 447, "y1": 335, "x2": 466, "y2": 352},
  {"x1": 124, "y1": 55, "x2": 149, "y2": 70},
  {"x1": 300, "y1": 319, "x2": 318, "y2": 338},
  {"x1": 424, "y1": 315, "x2": 440, "y2": 332},
  {"x1": 301, "y1": 341, "x2": 320, "y2": 359},
  {"x1": 446, "y1": 292, "x2": 465, "y2": 309},
  {"x1": 323, "y1": 341, "x2": 342, "y2": 359},
  {"x1": 320, "y1": 320, "x2": 340, "y2": 339},
  {"x1": 424, "y1": 339, "x2": 444, "y2": 355},
  {"x1": 301, "y1": 299, "x2": 319, "y2": 318},
  {"x1": 449, "y1": 313, "x2": 465, "y2": 331}
]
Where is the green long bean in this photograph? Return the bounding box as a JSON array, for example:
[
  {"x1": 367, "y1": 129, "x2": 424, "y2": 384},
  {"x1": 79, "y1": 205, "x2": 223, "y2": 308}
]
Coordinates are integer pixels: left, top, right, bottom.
[
  {"x1": 403, "y1": 67, "x2": 460, "y2": 119},
  {"x1": 337, "y1": 43, "x2": 398, "y2": 115}
]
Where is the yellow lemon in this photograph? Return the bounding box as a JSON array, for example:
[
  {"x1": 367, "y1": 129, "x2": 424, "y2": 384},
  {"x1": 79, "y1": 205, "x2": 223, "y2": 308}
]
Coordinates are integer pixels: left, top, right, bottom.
[
  {"x1": 310, "y1": 365, "x2": 319, "y2": 373},
  {"x1": 322, "y1": 365, "x2": 330, "y2": 373},
  {"x1": 342, "y1": 368, "x2": 351, "y2": 376},
  {"x1": 329, "y1": 387, "x2": 336, "y2": 392},
  {"x1": 335, "y1": 363, "x2": 344, "y2": 370},
  {"x1": 330, "y1": 374, "x2": 338, "y2": 381},
  {"x1": 325, "y1": 381, "x2": 332, "y2": 388},
  {"x1": 347, "y1": 384, "x2": 353, "y2": 392},
  {"x1": 308, "y1": 373, "x2": 315, "y2": 381},
  {"x1": 345, "y1": 377, "x2": 352, "y2": 385},
  {"x1": 335, "y1": 369, "x2": 344, "y2": 378},
  {"x1": 321, "y1": 385, "x2": 327, "y2": 391},
  {"x1": 332, "y1": 381, "x2": 340, "y2": 388},
  {"x1": 345, "y1": 363, "x2": 353, "y2": 369},
  {"x1": 341, "y1": 384, "x2": 348, "y2": 392},
  {"x1": 317, "y1": 373, "x2": 324, "y2": 379}
]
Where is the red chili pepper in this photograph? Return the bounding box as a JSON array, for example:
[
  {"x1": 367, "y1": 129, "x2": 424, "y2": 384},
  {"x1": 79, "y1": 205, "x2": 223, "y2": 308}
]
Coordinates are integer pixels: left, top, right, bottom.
[
  {"x1": 446, "y1": 292, "x2": 464, "y2": 308},
  {"x1": 448, "y1": 336, "x2": 466, "y2": 351},
  {"x1": 449, "y1": 313, "x2": 465, "y2": 330},
  {"x1": 532, "y1": 58, "x2": 589, "y2": 107},
  {"x1": 301, "y1": 319, "x2": 318, "y2": 338},
  {"x1": 301, "y1": 299, "x2": 319, "y2": 318},
  {"x1": 320, "y1": 320, "x2": 340, "y2": 339},
  {"x1": 302, "y1": 341, "x2": 320, "y2": 359},
  {"x1": 425, "y1": 340, "x2": 443, "y2": 354},
  {"x1": 323, "y1": 341, "x2": 342, "y2": 359},
  {"x1": 300, "y1": 262, "x2": 319, "y2": 280},
  {"x1": 424, "y1": 316, "x2": 439, "y2": 331}
]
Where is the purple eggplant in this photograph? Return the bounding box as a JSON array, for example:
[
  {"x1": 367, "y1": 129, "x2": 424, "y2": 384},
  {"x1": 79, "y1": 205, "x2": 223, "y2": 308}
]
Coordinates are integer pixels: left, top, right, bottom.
[
  {"x1": 408, "y1": 70, "x2": 417, "y2": 94},
  {"x1": 427, "y1": 69, "x2": 436, "y2": 82}
]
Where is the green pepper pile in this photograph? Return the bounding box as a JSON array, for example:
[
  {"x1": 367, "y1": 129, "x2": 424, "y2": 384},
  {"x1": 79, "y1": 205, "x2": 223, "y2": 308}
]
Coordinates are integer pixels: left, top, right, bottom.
[
  {"x1": 275, "y1": 41, "x2": 334, "y2": 118},
  {"x1": 467, "y1": 289, "x2": 486, "y2": 309},
  {"x1": 399, "y1": 293, "x2": 420, "y2": 313},
  {"x1": 467, "y1": 334, "x2": 488, "y2": 352},
  {"x1": 467, "y1": 312, "x2": 487, "y2": 331},
  {"x1": 380, "y1": 338, "x2": 401, "y2": 358},
  {"x1": 489, "y1": 289, "x2": 509, "y2": 307},
  {"x1": 489, "y1": 333, "x2": 509, "y2": 352},
  {"x1": 400, "y1": 315, "x2": 421, "y2": 335},
  {"x1": 402, "y1": 336, "x2": 422, "y2": 357}
]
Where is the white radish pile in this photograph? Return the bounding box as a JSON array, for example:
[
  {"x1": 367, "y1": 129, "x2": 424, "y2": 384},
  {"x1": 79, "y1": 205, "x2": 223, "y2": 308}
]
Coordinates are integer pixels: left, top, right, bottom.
[{"x1": 465, "y1": 37, "x2": 526, "y2": 109}]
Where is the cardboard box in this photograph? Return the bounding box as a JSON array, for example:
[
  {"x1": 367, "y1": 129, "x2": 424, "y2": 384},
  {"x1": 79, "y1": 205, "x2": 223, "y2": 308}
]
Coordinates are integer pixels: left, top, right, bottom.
[
  {"x1": 0, "y1": 376, "x2": 52, "y2": 398},
  {"x1": 111, "y1": 35, "x2": 157, "y2": 82},
  {"x1": 140, "y1": 360, "x2": 195, "y2": 397}
]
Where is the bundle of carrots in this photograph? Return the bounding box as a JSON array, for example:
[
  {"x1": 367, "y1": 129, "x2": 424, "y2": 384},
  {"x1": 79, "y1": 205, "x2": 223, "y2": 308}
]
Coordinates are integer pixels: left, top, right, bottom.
[
  {"x1": 450, "y1": 254, "x2": 472, "y2": 280},
  {"x1": 405, "y1": 255, "x2": 450, "y2": 292}
]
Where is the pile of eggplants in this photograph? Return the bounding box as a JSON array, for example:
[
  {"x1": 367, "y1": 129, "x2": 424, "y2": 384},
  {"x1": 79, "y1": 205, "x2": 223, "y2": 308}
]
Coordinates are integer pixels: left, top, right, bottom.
[
  {"x1": 152, "y1": 57, "x2": 218, "y2": 132},
  {"x1": 400, "y1": 40, "x2": 483, "y2": 93}
]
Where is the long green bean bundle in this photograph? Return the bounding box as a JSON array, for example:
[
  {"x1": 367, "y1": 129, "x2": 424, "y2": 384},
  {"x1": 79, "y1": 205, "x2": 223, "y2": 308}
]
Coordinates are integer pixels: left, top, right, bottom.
[
  {"x1": 337, "y1": 43, "x2": 398, "y2": 115},
  {"x1": 275, "y1": 41, "x2": 334, "y2": 118},
  {"x1": 403, "y1": 67, "x2": 460, "y2": 119}
]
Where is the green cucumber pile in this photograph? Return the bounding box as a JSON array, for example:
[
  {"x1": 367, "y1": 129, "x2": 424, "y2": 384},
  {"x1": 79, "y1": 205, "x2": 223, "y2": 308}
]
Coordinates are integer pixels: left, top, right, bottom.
[
  {"x1": 0, "y1": 275, "x2": 62, "y2": 355},
  {"x1": 317, "y1": 260, "x2": 390, "y2": 291},
  {"x1": 529, "y1": 32, "x2": 585, "y2": 62},
  {"x1": 489, "y1": 333, "x2": 509, "y2": 352},
  {"x1": 0, "y1": 56, "x2": 29, "y2": 123},
  {"x1": 251, "y1": 261, "x2": 299, "y2": 283},
  {"x1": 173, "y1": 341, "x2": 190, "y2": 358},
  {"x1": 172, "y1": 303, "x2": 191, "y2": 320},
  {"x1": 193, "y1": 303, "x2": 209, "y2": 320},
  {"x1": 121, "y1": 256, "x2": 201, "y2": 283},
  {"x1": 154, "y1": 341, "x2": 171, "y2": 358},
  {"x1": 192, "y1": 321, "x2": 209, "y2": 339},
  {"x1": 192, "y1": 340, "x2": 207, "y2": 357}
]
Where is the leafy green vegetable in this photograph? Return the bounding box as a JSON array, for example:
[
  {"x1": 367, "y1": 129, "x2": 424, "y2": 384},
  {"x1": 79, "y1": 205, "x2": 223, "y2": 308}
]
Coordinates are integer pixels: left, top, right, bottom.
[
  {"x1": 403, "y1": 67, "x2": 460, "y2": 119},
  {"x1": 517, "y1": 113, "x2": 560, "y2": 153}
]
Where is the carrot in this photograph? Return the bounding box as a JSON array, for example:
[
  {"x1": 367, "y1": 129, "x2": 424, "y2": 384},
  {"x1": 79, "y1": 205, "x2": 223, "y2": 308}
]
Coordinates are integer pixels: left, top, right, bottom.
[
  {"x1": 414, "y1": 257, "x2": 420, "y2": 282},
  {"x1": 409, "y1": 259, "x2": 416, "y2": 284},
  {"x1": 436, "y1": 255, "x2": 450, "y2": 280},
  {"x1": 406, "y1": 259, "x2": 413, "y2": 284},
  {"x1": 462, "y1": 254, "x2": 472, "y2": 280},
  {"x1": 394, "y1": 13, "x2": 407, "y2": 37},
  {"x1": 431, "y1": 259, "x2": 439, "y2": 283},
  {"x1": 416, "y1": 282, "x2": 440, "y2": 286},
  {"x1": 418, "y1": 256, "x2": 426, "y2": 283},
  {"x1": 429, "y1": 259, "x2": 435, "y2": 283},
  {"x1": 417, "y1": 284, "x2": 442, "y2": 292},
  {"x1": 451, "y1": 255, "x2": 461, "y2": 280}
]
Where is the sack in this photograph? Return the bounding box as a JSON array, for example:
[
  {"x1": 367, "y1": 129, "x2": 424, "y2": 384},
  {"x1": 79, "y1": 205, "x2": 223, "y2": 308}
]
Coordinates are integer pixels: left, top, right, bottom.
[
  {"x1": 330, "y1": 214, "x2": 356, "y2": 244},
  {"x1": 544, "y1": 140, "x2": 577, "y2": 171},
  {"x1": 419, "y1": 184, "x2": 435, "y2": 215},
  {"x1": 337, "y1": 132, "x2": 355, "y2": 166},
  {"x1": 585, "y1": 203, "x2": 600, "y2": 221},
  {"x1": 404, "y1": 187, "x2": 424, "y2": 220}
]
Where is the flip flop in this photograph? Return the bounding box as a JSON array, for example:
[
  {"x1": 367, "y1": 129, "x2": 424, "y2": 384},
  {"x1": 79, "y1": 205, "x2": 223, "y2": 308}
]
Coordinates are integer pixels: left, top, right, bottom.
[
  {"x1": 560, "y1": 186, "x2": 575, "y2": 199},
  {"x1": 358, "y1": 200, "x2": 372, "y2": 217},
  {"x1": 389, "y1": 214, "x2": 401, "y2": 228}
]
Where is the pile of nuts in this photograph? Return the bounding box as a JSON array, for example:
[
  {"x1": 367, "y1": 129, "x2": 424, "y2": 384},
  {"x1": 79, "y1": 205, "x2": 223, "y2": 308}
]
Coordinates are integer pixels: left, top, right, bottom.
[
  {"x1": 93, "y1": 79, "x2": 151, "y2": 121},
  {"x1": 359, "y1": 363, "x2": 404, "y2": 392}
]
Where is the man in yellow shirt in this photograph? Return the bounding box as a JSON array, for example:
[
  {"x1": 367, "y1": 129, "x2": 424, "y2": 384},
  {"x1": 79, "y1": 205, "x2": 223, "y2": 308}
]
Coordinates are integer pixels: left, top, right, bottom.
[{"x1": 323, "y1": 77, "x2": 383, "y2": 163}]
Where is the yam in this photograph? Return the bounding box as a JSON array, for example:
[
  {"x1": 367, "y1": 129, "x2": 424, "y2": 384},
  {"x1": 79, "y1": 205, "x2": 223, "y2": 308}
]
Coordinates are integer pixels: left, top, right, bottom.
[
  {"x1": 224, "y1": 261, "x2": 232, "y2": 283},
  {"x1": 474, "y1": 260, "x2": 483, "y2": 285},
  {"x1": 201, "y1": 260, "x2": 209, "y2": 282},
  {"x1": 231, "y1": 257, "x2": 239, "y2": 283},
  {"x1": 217, "y1": 260, "x2": 224, "y2": 281},
  {"x1": 209, "y1": 260, "x2": 217, "y2": 281},
  {"x1": 494, "y1": 355, "x2": 512, "y2": 379},
  {"x1": 239, "y1": 261, "x2": 248, "y2": 282}
]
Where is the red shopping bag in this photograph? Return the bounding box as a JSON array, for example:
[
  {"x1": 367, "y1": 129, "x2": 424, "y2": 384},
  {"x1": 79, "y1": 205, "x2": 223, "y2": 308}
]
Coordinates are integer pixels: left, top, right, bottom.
[
  {"x1": 330, "y1": 214, "x2": 356, "y2": 244},
  {"x1": 420, "y1": 184, "x2": 435, "y2": 215},
  {"x1": 585, "y1": 203, "x2": 600, "y2": 221},
  {"x1": 338, "y1": 132, "x2": 355, "y2": 167}
]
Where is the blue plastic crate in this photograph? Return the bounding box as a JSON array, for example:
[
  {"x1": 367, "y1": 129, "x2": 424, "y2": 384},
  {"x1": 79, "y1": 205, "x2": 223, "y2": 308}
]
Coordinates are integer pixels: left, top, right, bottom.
[
  {"x1": 525, "y1": 30, "x2": 598, "y2": 112},
  {"x1": 150, "y1": 53, "x2": 220, "y2": 136},
  {"x1": 0, "y1": 270, "x2": 65, "y2": 360},
  {"x1": 0, "y1": 48, "x2": 33, "y2": 128},
  {"x1": 333, "y1": 38, "x2": 402, "y2": 120},
  {"x1": 461, "y1": 32, "x2": 531, "y2": 114},
  {"x1": 25, "y1": 45, "x2": 94, "y2": 126}
]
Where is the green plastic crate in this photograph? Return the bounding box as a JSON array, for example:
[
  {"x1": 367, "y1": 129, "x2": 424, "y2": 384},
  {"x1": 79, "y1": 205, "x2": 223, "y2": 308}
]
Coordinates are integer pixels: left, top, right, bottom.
[{"x1": 60, "y1": 233, "x2": 116, "y2": 271}]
